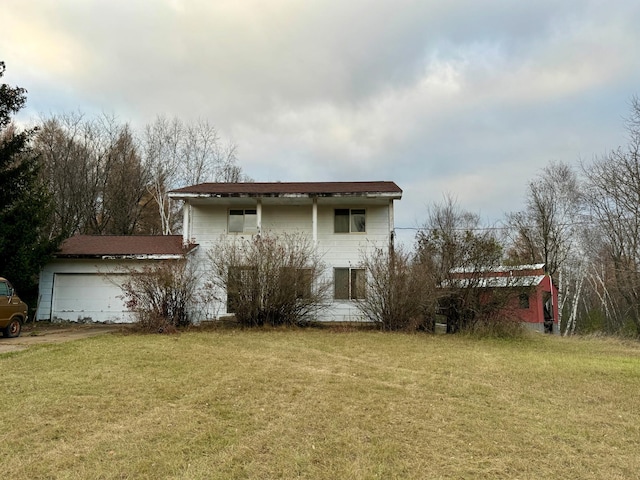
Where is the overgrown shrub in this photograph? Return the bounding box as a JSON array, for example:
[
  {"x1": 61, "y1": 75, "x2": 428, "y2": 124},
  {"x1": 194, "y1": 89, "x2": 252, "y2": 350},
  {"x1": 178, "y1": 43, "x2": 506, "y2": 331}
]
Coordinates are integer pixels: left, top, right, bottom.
[
  {"x1": 118, "y1": 260, "x2": 200, "y2": 333},
  {"x1": 462, "y1": 311, "x2": 526, "y2": 338},
  {"x1": 207, "y1": 233, "x2": 331, "y2": 327},
  {"x1": 415, "y1": 196, "x2": 526, "y2": 334},
  {"x1": 438, "y1": 284, "x2": 533, "y2": 336},
  {"x1": 356, "y1": 245, "x2": 436, "y2": 331}
]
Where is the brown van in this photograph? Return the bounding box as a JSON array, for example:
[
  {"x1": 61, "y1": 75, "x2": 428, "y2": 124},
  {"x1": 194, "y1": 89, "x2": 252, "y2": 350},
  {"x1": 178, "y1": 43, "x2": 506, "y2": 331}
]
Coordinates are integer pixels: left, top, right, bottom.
[{"x1": 0, "y1": 277, "x2": 28, "y2": 338}]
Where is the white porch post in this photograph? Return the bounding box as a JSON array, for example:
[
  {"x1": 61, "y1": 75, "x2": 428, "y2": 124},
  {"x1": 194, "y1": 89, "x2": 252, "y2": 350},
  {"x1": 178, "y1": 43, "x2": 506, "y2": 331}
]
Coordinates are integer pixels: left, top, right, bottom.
[
  {"x1": 182, "y1": 202, "x2": 190, "y2": 245},
  {"x1": 389, "y1": 199, "x2": 395, "y2": 250},
  {"x1": 256, "y1": 199, "x2": 262, "y2": 236},
  {"x1": 312, "y1": 197, "x2": 318, "y2": 245}
]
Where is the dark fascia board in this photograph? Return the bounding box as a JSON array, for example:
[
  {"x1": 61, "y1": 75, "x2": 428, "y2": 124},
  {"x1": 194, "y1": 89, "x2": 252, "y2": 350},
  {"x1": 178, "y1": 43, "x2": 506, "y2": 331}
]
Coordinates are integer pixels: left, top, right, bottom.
[
  {"x1": 168, "y1": 181, "x2": 403, "y2": 201},
  {"x1": 54, "y1": 245, "x2": 199, "y2": 260},
  {"x1": 169, "y1": 191, "x2": 402, "y2": 200}
]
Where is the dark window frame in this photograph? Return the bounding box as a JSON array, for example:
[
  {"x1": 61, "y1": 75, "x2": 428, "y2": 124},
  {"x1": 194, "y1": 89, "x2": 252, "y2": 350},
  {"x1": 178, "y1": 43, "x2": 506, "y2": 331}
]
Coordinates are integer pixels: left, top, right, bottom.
[
  {"x1": 281, "y1": 267, "x2": 314, "y2": 300},
  {"x1": 334, "y1": 267, "x2": 366, "y2": 300},
  {"x1": 228, "y1": 209, "x2": 257, "y2": 234},
  {"x1": 334, "y1": 208, "x2": 366, "y2": 233}
]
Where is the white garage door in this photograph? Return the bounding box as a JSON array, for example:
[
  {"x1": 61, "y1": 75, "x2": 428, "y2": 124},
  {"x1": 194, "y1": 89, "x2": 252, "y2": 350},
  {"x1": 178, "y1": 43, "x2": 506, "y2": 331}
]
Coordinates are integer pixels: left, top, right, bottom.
[{"x1": 52, "y1": 273, "x2": 134, "y2": 323}]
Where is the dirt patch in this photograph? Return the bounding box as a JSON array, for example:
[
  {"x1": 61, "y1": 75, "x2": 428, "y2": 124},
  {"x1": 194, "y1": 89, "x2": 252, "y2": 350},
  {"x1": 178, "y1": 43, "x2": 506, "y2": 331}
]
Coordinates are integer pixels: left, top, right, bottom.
[{"x1": 0, "y1": 323, "x2": 126, "y2": 354}]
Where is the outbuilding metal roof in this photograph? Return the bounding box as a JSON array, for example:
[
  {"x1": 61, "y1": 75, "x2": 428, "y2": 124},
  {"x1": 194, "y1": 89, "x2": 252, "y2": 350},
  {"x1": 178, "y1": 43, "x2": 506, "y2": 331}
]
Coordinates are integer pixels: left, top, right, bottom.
[
  {"x1": 447, "y1": 275, "x2": 547, "y2": 289},
  {"x1": 446, "y1": 264, "x2": 550, "y2": 289}
]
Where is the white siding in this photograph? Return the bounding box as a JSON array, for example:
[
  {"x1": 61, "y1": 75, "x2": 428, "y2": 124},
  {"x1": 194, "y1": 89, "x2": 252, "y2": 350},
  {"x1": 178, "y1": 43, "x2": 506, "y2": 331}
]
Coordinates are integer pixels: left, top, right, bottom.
[
  {"x1": 190, "y1": 204, "x2": 229, "y2": 246},
  {"x1": 185, "y1": 198, "x2": 395, "y2": 322},
  {"x1": 316, "y1": 204, "x2": 389, "y2": 259},
  {"x1": 262, "y1": 205, "x2": 313, "y2": 234},
  {"x1": 316, "y1": 204, "x2": 390, "y2": 321}
]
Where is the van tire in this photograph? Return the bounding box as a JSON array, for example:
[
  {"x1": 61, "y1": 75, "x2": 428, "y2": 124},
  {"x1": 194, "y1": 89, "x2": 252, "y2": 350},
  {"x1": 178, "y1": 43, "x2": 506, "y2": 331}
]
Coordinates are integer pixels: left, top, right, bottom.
[{"x1": 3, "y1": 318, "x2": 21, "y2": 338}]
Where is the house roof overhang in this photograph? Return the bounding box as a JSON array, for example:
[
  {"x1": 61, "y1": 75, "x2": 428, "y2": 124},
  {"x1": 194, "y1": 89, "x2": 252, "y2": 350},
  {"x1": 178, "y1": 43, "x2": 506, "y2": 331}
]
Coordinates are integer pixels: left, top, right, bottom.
[{"x1": 168, "y1": 181, "x2": 403, "y2": 202}]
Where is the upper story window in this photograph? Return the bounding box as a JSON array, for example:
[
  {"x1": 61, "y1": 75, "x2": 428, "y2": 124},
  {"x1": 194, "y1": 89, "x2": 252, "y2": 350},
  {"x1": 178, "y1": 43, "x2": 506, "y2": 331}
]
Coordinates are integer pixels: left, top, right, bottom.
[
  {"x1": 229, "y1": 209, "x2": 257, "y2": 233},
  {"x1": 334, "y1": 208, "x2": 366, "y2": 233}
]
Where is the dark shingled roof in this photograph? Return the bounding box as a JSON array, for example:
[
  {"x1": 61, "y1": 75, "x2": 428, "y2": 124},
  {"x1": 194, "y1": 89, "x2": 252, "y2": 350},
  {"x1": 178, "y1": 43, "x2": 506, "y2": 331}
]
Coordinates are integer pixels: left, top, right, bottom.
[
  {"x1": 56, "y1": 235, "x2": 196, "y2": 257},
  {"x1": 169, "y1": 181, "x2": 402, "y2": 197}
]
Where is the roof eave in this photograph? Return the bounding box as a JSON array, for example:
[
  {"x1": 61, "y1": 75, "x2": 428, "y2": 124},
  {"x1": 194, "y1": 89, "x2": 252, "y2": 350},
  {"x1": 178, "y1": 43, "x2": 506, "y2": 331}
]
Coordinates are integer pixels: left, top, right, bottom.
[
  {"x1": 169, "y1": 192, "x2": 402, "y2": 200},
  {"x1": 54, "y1": 254, "x2": 188, "y2": 260}
]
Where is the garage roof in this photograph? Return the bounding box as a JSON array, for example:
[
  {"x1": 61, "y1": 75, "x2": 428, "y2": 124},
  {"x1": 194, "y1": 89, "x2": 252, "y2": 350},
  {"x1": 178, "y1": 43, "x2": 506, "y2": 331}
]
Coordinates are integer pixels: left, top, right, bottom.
[{"x1": 56, "y1": 235, "x2": 197, "y2": 258}]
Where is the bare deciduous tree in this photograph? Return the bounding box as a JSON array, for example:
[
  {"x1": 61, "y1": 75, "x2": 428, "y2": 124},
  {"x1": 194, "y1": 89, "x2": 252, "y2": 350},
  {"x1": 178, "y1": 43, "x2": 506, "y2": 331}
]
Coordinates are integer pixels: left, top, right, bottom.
[
  {"x1": 35, "y1": 112, "x2": 100, "y2": 238},
  {"x1": 506, "y1": 161, "x2": 582, "y2": 279},
  {"x1": 142, "y1": 116, "x2": 250, "y2": 235},
  {"x1": 416, "y1": 195, "x2": 504, "y2": 332},
  {"x1": 142, "y1": 116, "x2": 184, "y2": 235},
  {"x1": 581, "y1": 96, "x2": 640, "y2": 335},
  {"x1": 356, "y1": 245, "x2": 435, "y2": 331},
  {"x1": 35, "y1": 112, "x2": 250, "y2": 238},
  {"x1": 35, "y1": 113, "x2": 152, "y2": 237},
  {"x1": 505, "y1": 161, "x2": 584, "y2": 334}
]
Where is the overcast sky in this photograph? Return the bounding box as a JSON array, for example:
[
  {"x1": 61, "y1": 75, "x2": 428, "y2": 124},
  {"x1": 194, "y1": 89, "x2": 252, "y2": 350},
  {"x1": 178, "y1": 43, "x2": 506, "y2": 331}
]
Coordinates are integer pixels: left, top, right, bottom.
[{"x1": 2, "y1": 0, "x2": 639, "y2": 237}]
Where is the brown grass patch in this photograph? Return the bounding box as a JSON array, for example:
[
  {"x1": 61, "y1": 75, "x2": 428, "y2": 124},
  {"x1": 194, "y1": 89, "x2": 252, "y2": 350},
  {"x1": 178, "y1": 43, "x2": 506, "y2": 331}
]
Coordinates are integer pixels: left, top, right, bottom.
[{"x1": 1, "y1": 331, "x2": 639, "y2": 479}]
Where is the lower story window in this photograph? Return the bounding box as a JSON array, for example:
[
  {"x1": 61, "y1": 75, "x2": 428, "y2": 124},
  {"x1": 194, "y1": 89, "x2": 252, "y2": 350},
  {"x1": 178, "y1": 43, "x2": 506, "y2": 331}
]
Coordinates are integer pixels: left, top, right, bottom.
[
  {"x1": 227, "y1": 266, "x2": 257, "y2": 313},
  {"x1": 281, "y1": 267, "x2": 313, "y2": 299},
  {"x1": 334, "y1": 268, "x2": 365, "y2": 300}
]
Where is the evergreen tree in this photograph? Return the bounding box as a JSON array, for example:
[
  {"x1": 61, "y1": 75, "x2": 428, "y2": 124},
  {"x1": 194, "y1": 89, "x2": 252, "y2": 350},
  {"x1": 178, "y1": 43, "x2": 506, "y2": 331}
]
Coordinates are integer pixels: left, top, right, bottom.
[{"x1": 0, "y1": 61, "x2": 56, "y2": 305}]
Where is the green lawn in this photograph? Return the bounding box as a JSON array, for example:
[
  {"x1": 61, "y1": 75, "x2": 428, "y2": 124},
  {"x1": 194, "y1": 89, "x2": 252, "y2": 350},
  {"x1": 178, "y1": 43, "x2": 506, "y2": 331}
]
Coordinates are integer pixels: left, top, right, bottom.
[{"x1": 1, "y1": 329, "x2": 639, "y2": 479}]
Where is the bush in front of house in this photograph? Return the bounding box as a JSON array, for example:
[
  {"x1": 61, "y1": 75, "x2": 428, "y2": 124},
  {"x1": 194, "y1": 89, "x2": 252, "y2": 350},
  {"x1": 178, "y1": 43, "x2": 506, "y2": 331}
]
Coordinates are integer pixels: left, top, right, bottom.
[
  {"x1": 119, "y1": 260, "x2": 200, "y2": 333},
  {"x1": 206, "y1": 233, "x2": 331, "y2": 327}
]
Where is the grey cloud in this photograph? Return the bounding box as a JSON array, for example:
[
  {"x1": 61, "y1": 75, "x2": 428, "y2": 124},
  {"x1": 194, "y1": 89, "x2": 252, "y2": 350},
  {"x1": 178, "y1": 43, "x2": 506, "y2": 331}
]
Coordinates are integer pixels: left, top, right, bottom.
[{"x1": 2, "y1": 0, "x2": 640, "y2": 234}]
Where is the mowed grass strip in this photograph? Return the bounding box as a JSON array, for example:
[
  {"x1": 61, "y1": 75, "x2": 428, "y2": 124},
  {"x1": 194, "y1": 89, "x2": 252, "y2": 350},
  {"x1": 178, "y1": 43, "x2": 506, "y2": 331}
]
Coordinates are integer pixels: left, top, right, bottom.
[{"x1": 1, "y1": 330, "x2": 639, "y2": 479}]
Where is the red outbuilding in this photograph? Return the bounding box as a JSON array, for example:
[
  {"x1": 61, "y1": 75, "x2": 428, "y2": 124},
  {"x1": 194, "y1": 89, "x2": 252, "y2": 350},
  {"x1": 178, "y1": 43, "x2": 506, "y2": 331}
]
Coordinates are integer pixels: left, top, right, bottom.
[{"x1": 448, "y1": 263, "x2": 559, "y2": 334}]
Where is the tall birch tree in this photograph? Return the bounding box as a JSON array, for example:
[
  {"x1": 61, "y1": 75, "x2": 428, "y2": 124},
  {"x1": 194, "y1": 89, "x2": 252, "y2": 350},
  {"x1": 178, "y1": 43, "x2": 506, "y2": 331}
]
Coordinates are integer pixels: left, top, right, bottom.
[
  {"x1": 582, "y1": 96, "x2": 640, "y2": 335},
  {"x1": 142, "y1": 116, "x2": 249, "y2": 235}
]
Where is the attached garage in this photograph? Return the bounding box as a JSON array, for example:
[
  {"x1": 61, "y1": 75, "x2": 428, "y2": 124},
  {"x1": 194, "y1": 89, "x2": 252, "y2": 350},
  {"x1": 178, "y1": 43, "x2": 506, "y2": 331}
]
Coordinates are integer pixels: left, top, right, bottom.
[
  {"x1": 37, "y1": 235, "x2": 198, "y2": 323},
  {"x1": 52, "y1": 273, "x2": 132, "y2": 323}
]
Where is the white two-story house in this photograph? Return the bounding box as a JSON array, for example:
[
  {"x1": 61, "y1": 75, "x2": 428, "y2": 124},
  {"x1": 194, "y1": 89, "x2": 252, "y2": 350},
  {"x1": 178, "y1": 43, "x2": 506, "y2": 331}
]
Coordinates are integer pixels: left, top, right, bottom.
[
  {"x1": 169, "y1": 181, "x2": 402, "y2": 322},
  {"x1": 36, "y1": 181, "x2": 402, "y2": 323}
]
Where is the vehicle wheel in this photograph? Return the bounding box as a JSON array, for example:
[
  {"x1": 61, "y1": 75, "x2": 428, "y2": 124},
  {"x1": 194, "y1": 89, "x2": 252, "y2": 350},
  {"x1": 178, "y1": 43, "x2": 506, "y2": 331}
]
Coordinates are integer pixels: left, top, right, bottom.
[{"x1": 3, "y1": 318, "x2": 21, "y2": 338}]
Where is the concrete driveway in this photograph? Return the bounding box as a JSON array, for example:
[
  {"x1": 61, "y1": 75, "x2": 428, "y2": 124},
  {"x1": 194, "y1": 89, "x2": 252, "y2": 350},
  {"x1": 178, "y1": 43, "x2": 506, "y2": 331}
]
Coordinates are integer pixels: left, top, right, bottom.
[{"x1": 0, "y1": 324, "x2": 123, "y2": 354}]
